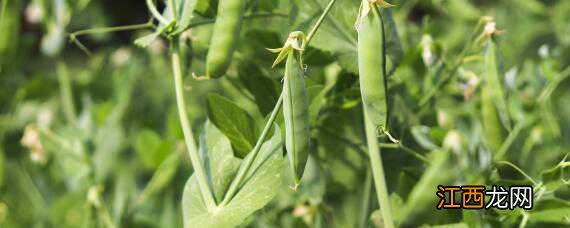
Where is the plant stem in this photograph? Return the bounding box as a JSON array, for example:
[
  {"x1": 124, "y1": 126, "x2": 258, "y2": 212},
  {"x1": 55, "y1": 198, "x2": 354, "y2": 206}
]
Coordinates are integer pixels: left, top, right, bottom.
[
  {"x1": 364, "y1": 112, "x2": 394, "y2": 228},
  {"x1": 303, "y1": 0, "x2": 338, "y2": 48},
  {"x1": 146, "y1": 0, "x2": 169, "y2": 25},
  {"x1": 168, "y1": 0, "x2": 177, "y2": 22},
  {"x1": 69, "y1": 36, "x2": 93, "y2": 56},
  {"x1": 57, "y1": 62, "x2": 77, "y2": 125},
  {"x1": 495, "y1": 118, "x2": 532, "y2": 160},
  {"x1": 495, "y1": 161, "x2": 539, "y2": 186},
  {"x1": 538, "y1": 66, "x2": 570, "y2": 102},
  {"x1": 69, "y1": 22, "x2": 154, "y2": 37},
  {"x1": 399, "y1": 144, "x2": 430, "y2": 163},
  {"x1": 221, "y1": 92, "x2": 284, "y2": 206},
  {"x1": 171, "y1": 40, "x2": 216, "y2": 210},
  {"x1": 69, "y1": 21, "x2": 153, "y2": 56},
  {"x1": 358, "y1": 170, "x2": 373, "y2": 228}
]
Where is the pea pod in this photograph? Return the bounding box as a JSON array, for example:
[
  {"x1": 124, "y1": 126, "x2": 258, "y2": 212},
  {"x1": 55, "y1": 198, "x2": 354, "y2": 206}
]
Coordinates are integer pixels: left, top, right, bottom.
[
  {"x1": 0, "y1": 0, "x2": 21, "y2": 70},
  {"x1": 481, "y1": 39, "x2": 506, "y2": 154},
  {"x1": 357, "y1": 1, "x2": 389, "y2": 131},
  {"x1": 283, "y1": 52, "x2": 310, "y2": 189},
  {"x1": 484, "y1": 38, "x2": 511, "y2": 130},
  {"x1": 205, "y1": 0, "x2": 246, "y2": 78},
  {"x1": 357, "y1": 3, "x2": 396, "y2": 226}
]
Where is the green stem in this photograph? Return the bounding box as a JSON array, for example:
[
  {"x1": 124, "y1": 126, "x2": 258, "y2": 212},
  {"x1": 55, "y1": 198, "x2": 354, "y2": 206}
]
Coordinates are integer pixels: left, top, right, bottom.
[
  {"x1": 364, "y1": 112, "x2": 394, "y2": 228},
  {"x1": 69, "y1": 21, "x2": 153, "y2": 37},
  {"x1": 69, "y1": 36, "x2": 93, "y2": 56},
  {"x1": 495, "y1": 119, "x2": 532, "y2": 160},
  {"x1": 57, "y1": 62, "x2": 77, "y2": 125},
  {"x1": 318, "y1": 125, "x2": 429, "y2": 163},
  {"x1": 358, "y1": 170, "x2": 373, "y2": 228},
  {"x1": 399, "y1": 144, "x2": 430, "y2": 164},
  {"x1": 168, "y1": 0, "x2": 177, "y2": 22},
  {"x1": 221, "y1": 92, "x2": 284, "y2": 206},
  {"x1": 69, "y1": 21, "x2": 153, "y2": 56},
  {"x1": 146, "y1": 0, "x2": 169, "y2": 24},
  {"x1": 171, "y1": 40, "x2": 216, "y2": 209},
  {"x1": 519, "y1": 210, "x2": 529, "y2": 228},
  {"x1": 495, "y1": 161, "x2": 539, "y2": 186},
  {"x1": 538, "y1": 66, "x2": 570, "y2": 102}
]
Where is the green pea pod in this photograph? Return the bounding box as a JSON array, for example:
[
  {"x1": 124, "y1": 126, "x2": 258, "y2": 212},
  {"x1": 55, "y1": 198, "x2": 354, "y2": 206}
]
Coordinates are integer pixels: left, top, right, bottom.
[
  {"x1": 0, "y1": 0, "x2": 21, "y2": 70},
  {"x1": 357, "y1": 3, "x2": 388, "y2": 130},
  {"x1": 484, "y1": 39, "x2": 511, "y2": 129},
  {"x1": 481, "y1": 39, "x2": 506, "y2": 154},
  {"x1": 205, "y1": 0, "x2": 246, "y2": 78},
  {"x1": 283, "y1": 52, "x2": 310, "y2": 189}
]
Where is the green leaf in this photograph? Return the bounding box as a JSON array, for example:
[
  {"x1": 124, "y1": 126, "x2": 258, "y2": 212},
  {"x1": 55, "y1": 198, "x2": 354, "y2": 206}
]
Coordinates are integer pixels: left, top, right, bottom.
[
  {"x1": 315, "y1": 107, "x2": 367, "y2": 190},
  {"x1": 49, "y1": 192, "x2": 90, "y2": 227},
  {"x1": 39, "y1": 126, "x2": 91, "y2": 189},
  {"x1": 134, "y1": 32, "x2": 159, "y2": 48},
  {"x1": 135, "y1": 129, "x2": 172, "y2": 169},
  {"x1": 206, "y1": 94, "x2": 257, "y2": 158},
  {"x1": 137, "y1": 151, "x2": 181, "y2": 205},
  {"x1": 237, "y1": 62, "x2": 280, "y2": 116},
  {"x1": 294, "y1": 0, "x2": 357, "y2": 73},
  {"x1": 195, "y1": 0, "x2": 216, "y2": 17},
  {"x1": 199, "y1": 121, "x2": 242, "y2": 202},
  {"x1": 308, "y1": 85, "x2": 326, "y2": 125},
  {"x1": 113, "y1": 166, "x2": 136, "y2": 221},
  {"x1": 529, "y1": 208, "x2": 570, "y2": 224},
  {"x1": 182, "y1": 122, "x2": 284, "y2": 228},
  {"x1": 380, "y1": 8, "x2": 404, "y2": 76},
  {"x1": 93, "y1": 121, "x2": 125, "y2": 181}
]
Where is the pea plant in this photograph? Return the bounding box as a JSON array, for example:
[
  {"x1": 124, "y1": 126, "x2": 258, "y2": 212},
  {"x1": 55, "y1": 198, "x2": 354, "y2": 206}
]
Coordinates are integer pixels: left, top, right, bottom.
[{"x1": 1, "y1": 0, "x2": 569, "y2": 227}]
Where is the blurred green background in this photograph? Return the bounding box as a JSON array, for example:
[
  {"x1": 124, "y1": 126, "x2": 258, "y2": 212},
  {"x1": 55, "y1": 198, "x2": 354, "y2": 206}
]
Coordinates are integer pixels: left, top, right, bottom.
[{"x1": 0, "y1": 0, "x2": 568, "y2": 227}]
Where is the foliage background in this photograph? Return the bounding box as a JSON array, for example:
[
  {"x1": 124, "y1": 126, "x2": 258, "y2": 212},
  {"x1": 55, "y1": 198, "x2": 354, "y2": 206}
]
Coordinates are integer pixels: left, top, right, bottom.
[{"x1": 0, "y1": 0, "x2": 568, "y2": 227}]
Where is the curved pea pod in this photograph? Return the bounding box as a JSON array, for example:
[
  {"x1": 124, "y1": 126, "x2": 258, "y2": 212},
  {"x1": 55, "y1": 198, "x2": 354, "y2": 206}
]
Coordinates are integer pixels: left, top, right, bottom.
[
  {"x1": 283, "y1": 52, "x2": 310, "y2": 189},
  {"x1": 357, "y1": 2, "x2": 389, "y2": 131},
  {"x1": 205, "y1": 0, "x2": 246, "y2": 78}
]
